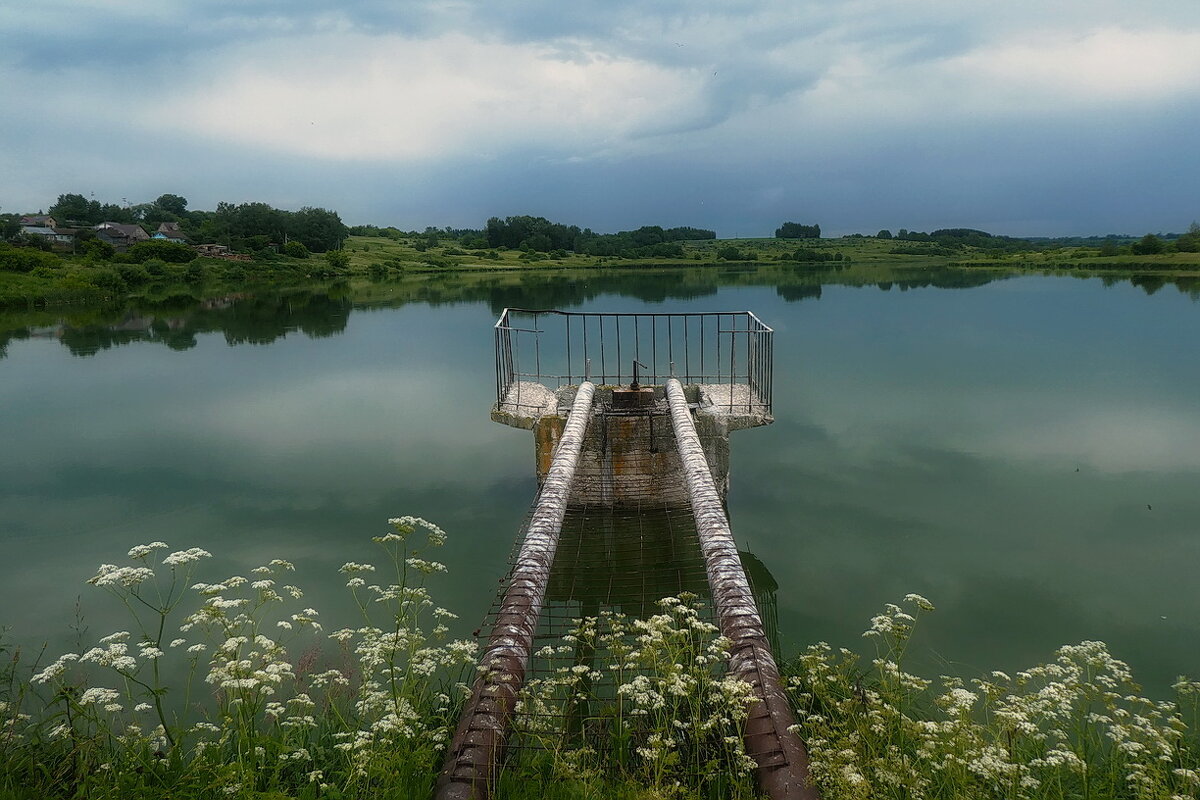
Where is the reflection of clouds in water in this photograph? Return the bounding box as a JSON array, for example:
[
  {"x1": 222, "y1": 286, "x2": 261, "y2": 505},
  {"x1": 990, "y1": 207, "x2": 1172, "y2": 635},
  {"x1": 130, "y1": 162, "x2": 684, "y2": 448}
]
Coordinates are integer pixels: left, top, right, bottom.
[
  {"x1": 807, "y1": 387, "x2": 1200, "y2": 473},
  {"x1": 734, "y1": 411, "x2": 1200, "y2": 692},
  {"x1": 958, "y1": 406, "x2": 1200, "y2": 473}
]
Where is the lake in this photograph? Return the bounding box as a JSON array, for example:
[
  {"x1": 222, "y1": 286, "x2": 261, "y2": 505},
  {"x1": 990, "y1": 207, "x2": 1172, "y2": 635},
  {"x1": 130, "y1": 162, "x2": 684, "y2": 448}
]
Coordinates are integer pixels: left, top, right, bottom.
[{"x1": 1, "y1": 265, "x2": 1197, "y2": 694}]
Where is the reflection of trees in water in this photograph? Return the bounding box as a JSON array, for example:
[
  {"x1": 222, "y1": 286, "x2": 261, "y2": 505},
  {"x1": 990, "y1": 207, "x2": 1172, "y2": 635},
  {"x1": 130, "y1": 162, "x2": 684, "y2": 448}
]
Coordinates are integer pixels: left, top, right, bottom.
[
  {"x1": 1174, "y1": 276, "x2": 1200, "y2": 299},
  {"x1": 2, "y1": 267, "x2": 1196, "y2": 359},
  {"x1": 484, "y1": 274, "x2": 719, "y2": 312},
  {"x1": 773, "y1": 266, "x2": 999, "y2": 303},
  {"x1": 777, "y1": 284, "x2": 822, "y2": 302},
  {"x1": 0, "y1": 327, "x2": 30, "y2": 360},
  {"x1": 8, "y1": 289, "x2": 352, "y2": 358}
]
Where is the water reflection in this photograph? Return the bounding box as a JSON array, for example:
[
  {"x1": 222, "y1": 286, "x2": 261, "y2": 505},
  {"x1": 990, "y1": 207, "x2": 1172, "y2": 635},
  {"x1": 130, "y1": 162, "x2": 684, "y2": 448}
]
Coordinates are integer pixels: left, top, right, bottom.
[
  {"x1": 0, "y1": 290, "x2": 351, "y2": 357},
  {"x1": 4, "y1": 265, "x2": 1198, "y2": 361}
]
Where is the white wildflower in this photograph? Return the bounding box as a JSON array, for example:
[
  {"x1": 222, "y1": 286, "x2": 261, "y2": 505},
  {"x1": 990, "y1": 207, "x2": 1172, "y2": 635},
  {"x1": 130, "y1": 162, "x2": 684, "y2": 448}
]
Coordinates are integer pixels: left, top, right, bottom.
[
  {"x1": 163, "y1": 547, "x2": 211, "y2": 566},
  {"x1": 127, "y1": 542, "x2": 168, "y2": 559}
]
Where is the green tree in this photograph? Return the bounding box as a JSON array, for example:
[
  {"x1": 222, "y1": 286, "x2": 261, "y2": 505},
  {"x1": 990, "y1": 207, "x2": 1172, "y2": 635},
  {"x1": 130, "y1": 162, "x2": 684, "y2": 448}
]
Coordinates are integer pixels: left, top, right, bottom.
[
  {"x1": 50, "y1": 193, "x2": 101, "y2": 224},
  {"x1": 1174, "y1": 222, "x2": 1200, "y2": 253},
  {"x1": 154, "y1": 193, "x2": 188, "y2": 216},
  {"x1": 0, "y1": 214, "x2": 19, "y2": 241},
  {"x1": 288, "y1": 207, "x2": 349, "y2": 253},
  {"x1": 774, "y1": 222, "x2": 820, "y2": 239},
  {"x1": 1130, "y1": 233, "x2": 1164, "y2": 255},
  {"x1": 876, "y1": 229, "x2": 893, "y2": 239},
  {"x1": 324, "y1": 249, "x2": 350, "y2": 270}
]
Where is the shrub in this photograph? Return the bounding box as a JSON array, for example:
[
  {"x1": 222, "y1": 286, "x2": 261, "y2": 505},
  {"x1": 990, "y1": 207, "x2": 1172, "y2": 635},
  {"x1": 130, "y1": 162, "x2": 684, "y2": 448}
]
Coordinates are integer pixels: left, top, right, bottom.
[
  {"x1": 283, "y1": 241, "x2": 310, "y2": 259},
  {"x1": 82, "y1": 239, "x2": 115, "y2": 261},
  {"x1": 116, "y1": 263, "x2": 151, "y2": 286},
  {"x1": 88, "y1": 268, "x2": 127, "y2": 293},
  {"x1": 128, "y1": 240, "x2": 197, "y2": 264},
  {"x1": 324, "y1": 249, "x2": 350, "y2": 270},
  {"x1": 0, "y1": 244, "x2": 61, "y2": 273}
]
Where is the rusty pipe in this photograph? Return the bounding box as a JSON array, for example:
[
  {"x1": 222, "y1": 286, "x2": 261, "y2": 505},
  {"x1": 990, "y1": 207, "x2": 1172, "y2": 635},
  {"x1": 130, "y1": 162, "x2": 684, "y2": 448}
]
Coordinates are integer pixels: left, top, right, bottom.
[
  {"x1": 665, "y1": 378, "x2": 821, "y2": 800},
  {"x1": 436, "y1": 381, "x2": 596, "y2": 800}
]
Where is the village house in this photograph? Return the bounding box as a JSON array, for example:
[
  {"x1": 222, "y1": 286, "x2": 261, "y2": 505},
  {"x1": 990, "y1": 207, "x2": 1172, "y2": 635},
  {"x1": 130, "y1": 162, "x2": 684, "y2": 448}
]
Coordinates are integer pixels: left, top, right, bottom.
[
  {"x1": 19, "y1": 226, "x2": 75, "y2": 246},
  {"x1": 94, "y1": 222, "x2": 150, "y2": 251},
  {"x1": 19, "y1": 214, "x2": 57, "y2": 228},
  {"x1": 151, "y1": 222, "x2": 189, "y2": 243}
]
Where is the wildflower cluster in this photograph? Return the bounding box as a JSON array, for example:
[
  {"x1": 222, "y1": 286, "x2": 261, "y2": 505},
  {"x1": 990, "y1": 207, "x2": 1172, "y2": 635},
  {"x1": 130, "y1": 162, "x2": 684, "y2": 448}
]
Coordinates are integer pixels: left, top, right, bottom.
[
  {"x1": 512, "y1": 594, "x2": 759, "y2": 798},
  {"x1": 787, "y1": 594, "x2": 1200, "y2": 800},
  {"x1": 3, "y1": 517, "x2": 477, "y2": 799}
]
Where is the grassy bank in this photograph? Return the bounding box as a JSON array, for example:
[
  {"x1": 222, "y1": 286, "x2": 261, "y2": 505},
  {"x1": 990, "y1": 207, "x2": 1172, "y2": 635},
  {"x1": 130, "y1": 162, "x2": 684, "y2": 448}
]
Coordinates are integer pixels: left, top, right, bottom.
[
  {"x1": 952, "y1": 251, "x2": 1200, "y2": 275},
  {"x1": 2, "y1": 517, "x2": 1197, "y2": 800},
  {"x1": 7, "y1": 231, "x2": 1200, "y2": 312}
]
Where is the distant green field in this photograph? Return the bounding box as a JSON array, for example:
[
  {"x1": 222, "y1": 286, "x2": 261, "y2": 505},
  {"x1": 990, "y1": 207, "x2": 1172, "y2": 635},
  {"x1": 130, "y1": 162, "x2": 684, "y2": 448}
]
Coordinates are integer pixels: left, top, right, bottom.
[{"x1": 340, "y1": 232, "x2": 953, "y2": 271}]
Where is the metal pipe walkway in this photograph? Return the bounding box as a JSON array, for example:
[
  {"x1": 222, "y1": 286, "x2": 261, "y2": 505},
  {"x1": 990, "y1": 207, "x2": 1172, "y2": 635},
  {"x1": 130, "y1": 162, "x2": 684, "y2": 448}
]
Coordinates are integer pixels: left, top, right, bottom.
[{"x1": 436, "y1": 309, "x2": 817, "y2": 800}]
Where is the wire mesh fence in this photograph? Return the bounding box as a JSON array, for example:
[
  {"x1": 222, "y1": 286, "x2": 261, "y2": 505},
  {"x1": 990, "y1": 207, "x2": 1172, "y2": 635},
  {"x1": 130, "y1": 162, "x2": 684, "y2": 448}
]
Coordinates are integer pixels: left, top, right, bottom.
[{"x1": 495, "y1": 309, "x2": 774, "y2": 416}]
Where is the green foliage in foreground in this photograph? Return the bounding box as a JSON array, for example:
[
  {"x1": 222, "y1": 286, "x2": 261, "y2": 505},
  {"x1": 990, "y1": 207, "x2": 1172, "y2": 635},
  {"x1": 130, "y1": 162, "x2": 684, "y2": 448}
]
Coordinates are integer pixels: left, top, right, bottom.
[
  {"x1": 787, "y1": 597, "x2": 1200, "y2": 800},
  {"x1": 0, "y1": 521, "x2": 1198, "y2": 800}
]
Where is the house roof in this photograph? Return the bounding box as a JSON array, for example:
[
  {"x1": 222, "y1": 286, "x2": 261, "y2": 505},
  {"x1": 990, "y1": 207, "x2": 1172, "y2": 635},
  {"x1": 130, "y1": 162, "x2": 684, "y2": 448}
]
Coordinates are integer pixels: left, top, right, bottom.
[
  {"x1": 21, "y1": 215, "x2": 54, "y2": 224},
  {"x1": 21, "y1": 226, "x2": 56, "y2": 236},
  {"x1": 157, "y1": 222, "x2": 182, "y2": 233},
  {"x1": 97, "y1": 223, "x2": 146, "y2": 238}
]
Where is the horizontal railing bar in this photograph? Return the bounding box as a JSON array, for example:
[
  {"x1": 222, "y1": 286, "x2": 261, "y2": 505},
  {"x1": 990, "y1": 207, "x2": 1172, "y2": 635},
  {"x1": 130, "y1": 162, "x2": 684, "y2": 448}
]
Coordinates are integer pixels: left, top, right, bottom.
[{"x1": 498, "y1": 308, "x2": 773, "y2": 333}]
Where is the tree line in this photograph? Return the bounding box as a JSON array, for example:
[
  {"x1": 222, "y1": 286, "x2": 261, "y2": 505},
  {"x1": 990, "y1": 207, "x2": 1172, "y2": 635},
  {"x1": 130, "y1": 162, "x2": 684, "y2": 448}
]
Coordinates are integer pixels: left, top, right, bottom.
[
  {"x1": 774, "y1": 222, "x2": 821, "y2": 239},
  {"x1": 483, "y1": 216, "x2": 715, "y2": 257},
  {"x1": 35, "y1": 193, "x2": 349, "y2": 254}
]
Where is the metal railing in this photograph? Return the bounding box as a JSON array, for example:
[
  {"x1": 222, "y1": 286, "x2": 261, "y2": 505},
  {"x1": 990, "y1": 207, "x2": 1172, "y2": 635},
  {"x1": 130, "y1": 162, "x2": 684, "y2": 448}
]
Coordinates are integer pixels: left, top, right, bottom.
[{"x1": 494, "y1": 309, "x2": 773, "y2": 414}]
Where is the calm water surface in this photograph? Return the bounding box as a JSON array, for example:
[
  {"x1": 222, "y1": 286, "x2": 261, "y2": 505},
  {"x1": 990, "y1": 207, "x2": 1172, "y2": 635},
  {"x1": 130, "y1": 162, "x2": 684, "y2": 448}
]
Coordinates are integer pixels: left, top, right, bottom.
[{"x1": 1, "y1": 269, "x2": 1197, "y2": 692}]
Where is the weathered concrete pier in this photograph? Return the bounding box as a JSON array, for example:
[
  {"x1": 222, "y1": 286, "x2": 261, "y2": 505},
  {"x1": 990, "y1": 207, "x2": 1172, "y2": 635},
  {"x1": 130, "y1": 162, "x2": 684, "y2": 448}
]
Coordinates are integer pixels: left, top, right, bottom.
[{"x1": 437, "y1": 310, "x2": 817, "y2": 800}]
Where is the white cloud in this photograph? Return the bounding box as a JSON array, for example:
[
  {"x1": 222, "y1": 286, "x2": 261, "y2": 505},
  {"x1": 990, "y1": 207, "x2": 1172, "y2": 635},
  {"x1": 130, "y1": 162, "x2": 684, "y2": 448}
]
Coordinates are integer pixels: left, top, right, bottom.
[
  {"x1": 142, "y1": 32, "x2": 709, "y2": 161},
  {"x1": 948, "y1": 27, "x2": 1200, "y2": 104},
  {"x1": 798, "y1": 26, "x2": 1200, "y2": 122}
]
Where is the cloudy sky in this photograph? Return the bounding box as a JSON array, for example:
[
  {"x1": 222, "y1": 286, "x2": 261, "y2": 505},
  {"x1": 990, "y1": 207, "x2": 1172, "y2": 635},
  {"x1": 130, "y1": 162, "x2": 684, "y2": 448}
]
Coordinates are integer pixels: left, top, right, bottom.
[{"x1": 3, "y1": 1, "x2": 1198, "y2": 236}]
